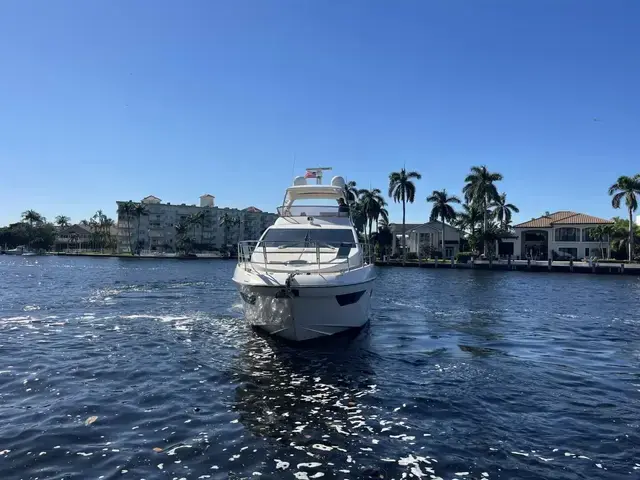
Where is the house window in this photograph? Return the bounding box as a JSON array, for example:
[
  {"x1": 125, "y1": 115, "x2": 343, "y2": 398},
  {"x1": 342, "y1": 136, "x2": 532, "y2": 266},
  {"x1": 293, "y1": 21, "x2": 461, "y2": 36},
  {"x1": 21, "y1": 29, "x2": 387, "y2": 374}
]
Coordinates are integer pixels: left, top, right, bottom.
[
  {"x1": 558, "y1": 247, "x2": 578, "y2": 259},
  {"x1": 555, "y1": 228, "x2": 578, "y2": 242},
  {"x1": 582, "y1": 228, "x2": 608, "y2": 242},
  {"x1": 585, "y1": 248, "x2": 589, "y2": 257},
  {"x1": 524, "y1": 232, "x2": 546, "y2": 242}
]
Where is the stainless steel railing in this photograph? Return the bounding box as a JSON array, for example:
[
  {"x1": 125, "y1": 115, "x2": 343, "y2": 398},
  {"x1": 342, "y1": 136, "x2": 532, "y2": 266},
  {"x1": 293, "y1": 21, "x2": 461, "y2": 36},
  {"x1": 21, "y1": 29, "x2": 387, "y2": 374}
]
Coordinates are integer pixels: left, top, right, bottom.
[
  {"x1": 276, "y1": 205, "x2": 351, "y2": 218},
  {"x1": 237, "y1": 240, "x2": 374, "y2": 274}
]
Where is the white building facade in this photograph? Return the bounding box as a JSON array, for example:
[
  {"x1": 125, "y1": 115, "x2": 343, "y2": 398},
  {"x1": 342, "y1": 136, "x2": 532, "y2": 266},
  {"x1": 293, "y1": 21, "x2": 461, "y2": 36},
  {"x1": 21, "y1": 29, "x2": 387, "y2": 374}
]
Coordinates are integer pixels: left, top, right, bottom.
[
  {"x1": 513, "y1": 211, "x2": 614, "y2": 260},
  {"x1": 116, "y1": 195, "x2": 277, "y2": 253},
  {"x1": 390, "y1": 221, "x2": 462, "y2": 258}
]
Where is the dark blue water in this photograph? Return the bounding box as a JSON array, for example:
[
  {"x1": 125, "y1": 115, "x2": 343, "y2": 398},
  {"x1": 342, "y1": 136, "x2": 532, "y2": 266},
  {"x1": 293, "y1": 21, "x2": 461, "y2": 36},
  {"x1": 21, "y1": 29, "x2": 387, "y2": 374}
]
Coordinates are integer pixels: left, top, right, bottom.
[{"x1": 1, "y1": 256, "x2": 639, "y2": 479}]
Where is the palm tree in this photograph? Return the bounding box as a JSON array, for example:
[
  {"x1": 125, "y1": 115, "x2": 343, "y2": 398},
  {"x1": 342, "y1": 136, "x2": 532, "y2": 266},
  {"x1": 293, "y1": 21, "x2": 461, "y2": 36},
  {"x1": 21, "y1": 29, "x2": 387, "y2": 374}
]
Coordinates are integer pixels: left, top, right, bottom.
[
  {"x1": 174, "y1": 222, "x2": 190, "y2": 254},
  {"x1": 102, "y1": 217, "x2": 115, "y2": 252},
  {"x1": 609, "y1": 175, "x2": 640, "y2": 261},
  {"x1": 117, "y1": 201, "x2": 136, "y2": 254},
  {"x1": 388, "y1": 168, "x2": 422, "y2": 263},
  {"x1": 21, "y1": 210, "x2": 44, "y2": 248},
  {"x1": 219, "y1": 213, "x2": 235, "y2": 249},
  {"x1": 133, "y1": 203, "x2": 149, "y2": 253},
  {"x1": 91, "y1": 210, "x2": 105, "y2": 250},
  {"x1": 590, "y1": 224, "x2": 610, "y2": 258},
  {"x1": 454, "y1": 202, "x2": 482, "y2": 238},
  {"x1": 427, "y1": 189, "x2": 461, "y2": 258},
  {"x1": 22, "y1": 210, "x2": 43, "y2": 227},
  {"x1": 55, "y1": 215, "x2": 70, "y2": 229},
  {"x1": 480, "y1": 222, "x2": 504, "y2": 267},
  {"x1": 492, "y1": 193, "x2": 519, "y2": 230},
  {"x1": 463, "y1": 166, "x2": 503, "y2": 255},
  {"x1": 70, "y1": 232, "x2": 79, "y2": 252},
  {"x1": 191, "y1": 211, "x2": 206, "y2": 249},
  {"x1": 351, "y1": 201, "x2": 367, "y2": 236},
  {"x1": 358, "y1": 188, "x2": 387, "y2": 238},
  {"x1": 377, "y1": 206, "x2": 389, "y2": 231},
  {"x1": 343, "y1": 180, "x2": 359, "y2": 205}
]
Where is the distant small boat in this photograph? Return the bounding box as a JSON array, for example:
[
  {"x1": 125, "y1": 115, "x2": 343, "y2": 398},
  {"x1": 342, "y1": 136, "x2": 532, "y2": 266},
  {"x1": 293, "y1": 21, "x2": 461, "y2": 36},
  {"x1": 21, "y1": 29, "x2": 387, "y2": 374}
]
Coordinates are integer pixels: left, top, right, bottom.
[{"x1": 5, "y1": 246, "x2": 25, "y2": 255}]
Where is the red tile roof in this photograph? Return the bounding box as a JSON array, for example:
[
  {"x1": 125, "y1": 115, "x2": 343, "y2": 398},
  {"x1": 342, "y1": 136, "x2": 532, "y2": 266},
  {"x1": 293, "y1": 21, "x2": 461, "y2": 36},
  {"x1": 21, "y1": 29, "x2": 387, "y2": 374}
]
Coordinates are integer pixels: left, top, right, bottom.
[
  {"x1": 244, "y1": 206, "x2": 262, "y2": 213},
  {"x1": 553, "y1": 213, "x2": 614, "y2": 225},
  {"x1": 514, "y1": 211, "x2": 613, "y2": 228}
]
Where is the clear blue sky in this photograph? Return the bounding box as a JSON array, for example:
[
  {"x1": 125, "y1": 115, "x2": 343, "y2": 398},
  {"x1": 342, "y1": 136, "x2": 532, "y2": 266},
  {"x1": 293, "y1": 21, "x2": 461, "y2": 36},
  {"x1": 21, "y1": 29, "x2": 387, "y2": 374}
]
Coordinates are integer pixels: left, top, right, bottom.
[{"x1": 1, "y1": 0, "x2": 639, "y2": 227}]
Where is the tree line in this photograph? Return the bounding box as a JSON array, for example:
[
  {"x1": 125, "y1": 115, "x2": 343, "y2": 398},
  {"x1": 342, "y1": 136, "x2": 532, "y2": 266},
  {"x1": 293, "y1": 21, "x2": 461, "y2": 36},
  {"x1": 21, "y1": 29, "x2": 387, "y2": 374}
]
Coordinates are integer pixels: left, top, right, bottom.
[
  {"x1": 344, "y1": 165, "x2": 519, "y2": 262},
  {"x1": 345, "y1": 168, "x2": 640, "y2": 263},
  {"x1": 4, "y1": 173, "x2": 638, "y2": 261},
  {"x1": 0, "y1": 209, "x2": 116, "y2": 252}
]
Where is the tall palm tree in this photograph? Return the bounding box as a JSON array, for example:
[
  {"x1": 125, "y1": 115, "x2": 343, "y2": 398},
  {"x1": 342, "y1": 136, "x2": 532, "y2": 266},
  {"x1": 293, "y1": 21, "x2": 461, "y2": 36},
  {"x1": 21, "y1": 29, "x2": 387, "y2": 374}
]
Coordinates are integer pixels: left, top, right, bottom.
[
  {"x1": 22, "y1": 210, "x2": 43, "y2": 227},
  {"x1": 219, "y1": 213, "x2": 237, "y2": 248},
  {"x1": 343, "y1": 180, "x2": 360, "y2": 205},
  {"x1": 92, "y1": 210, "x2": 105, "y2": 249},
  {"x1": 492, "y1": 192, "x2": 519, "y2": 230},
  {"x1": 358, "y1": 188, "x2": 387, "y2": 238},
  {"x1": 609, "y1": 174, "x2": 640, "y2": 261},
  {"x1": 117, "y1": 200, "x2": 137, "y2": 254},
  {"x1": 21, "y1": 210, "x2": 44, "y2": 248},
  {"x1": 377, "y1": 206, "x2": 389, "y2": 231},
  {"x1": 133, "y1": 203, "x2": 149, "y2": 253},
  {"x1": 70, "y1": 232, "x2": 79, "y2": 252},
  {"x1": 427, "y1": 189, "x2": 461, "y2": 258},
  {"x1": 102, "y1": 217, "x2": 115, "y2": 252},
  {"x1": 55, "y1": 215, "x2": 70, "y2": 229},
  {"x1": 350, "y1": 201, "x2": 367, "y2": 236},
  {"x1": 174, "y1": 222, "x2": 190, "y2": 254},
  {"x1": 388, "y1": 168, "x2": 422, "y2": 263},
  {"x1": 196, "y1": 211, "x2": 207, "y2": 246},
  {"x1": 590, "y1": 224, "x2": 610, "y2": 258},
  {"x1": 463, "y1": 165, "x2": 503, "y2": 255}
]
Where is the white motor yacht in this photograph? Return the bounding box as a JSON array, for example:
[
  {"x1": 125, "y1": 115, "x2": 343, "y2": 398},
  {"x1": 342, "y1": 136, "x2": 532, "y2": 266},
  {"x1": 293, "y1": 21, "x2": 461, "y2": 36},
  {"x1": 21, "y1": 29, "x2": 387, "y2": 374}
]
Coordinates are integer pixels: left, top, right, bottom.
[{"x1": 232, "y1": 170, "x2": 376, "y2": 342}]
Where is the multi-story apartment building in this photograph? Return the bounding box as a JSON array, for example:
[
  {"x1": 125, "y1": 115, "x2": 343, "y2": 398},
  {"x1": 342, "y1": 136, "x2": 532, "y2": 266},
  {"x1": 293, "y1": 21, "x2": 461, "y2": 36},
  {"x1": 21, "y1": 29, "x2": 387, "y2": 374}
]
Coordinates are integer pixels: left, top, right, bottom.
[{"x1": 116, "y1": 194, "x2": 277, "y2": 253}]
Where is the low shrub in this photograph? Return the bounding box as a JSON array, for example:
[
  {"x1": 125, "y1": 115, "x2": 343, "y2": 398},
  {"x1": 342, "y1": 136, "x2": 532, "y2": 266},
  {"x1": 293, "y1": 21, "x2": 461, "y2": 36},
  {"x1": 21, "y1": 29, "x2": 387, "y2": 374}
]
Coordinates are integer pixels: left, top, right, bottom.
[{"x1": 455, "y1": 251, "x2": 474, "y2": 263}]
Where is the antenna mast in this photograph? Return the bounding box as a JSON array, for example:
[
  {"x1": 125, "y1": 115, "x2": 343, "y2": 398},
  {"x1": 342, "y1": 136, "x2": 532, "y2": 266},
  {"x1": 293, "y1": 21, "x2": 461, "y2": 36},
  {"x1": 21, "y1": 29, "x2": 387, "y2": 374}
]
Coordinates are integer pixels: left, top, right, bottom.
[{"x1": 305, "y1": 167, "x2": 332, "y2": 185}]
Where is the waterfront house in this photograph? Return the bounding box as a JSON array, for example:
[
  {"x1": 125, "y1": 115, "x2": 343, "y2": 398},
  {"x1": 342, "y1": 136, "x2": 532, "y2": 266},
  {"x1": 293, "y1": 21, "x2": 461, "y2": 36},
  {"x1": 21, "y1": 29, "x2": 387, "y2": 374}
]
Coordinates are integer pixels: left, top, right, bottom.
[
  {"x1": 513, "y1": 211, "x2": 613, "y2": 260},
  {"x1": 55, "y1": 224, "x2": 92, "y2": 251},
  {"x1": 389, "y1": 222, "x2": 462, "y2": 258}
]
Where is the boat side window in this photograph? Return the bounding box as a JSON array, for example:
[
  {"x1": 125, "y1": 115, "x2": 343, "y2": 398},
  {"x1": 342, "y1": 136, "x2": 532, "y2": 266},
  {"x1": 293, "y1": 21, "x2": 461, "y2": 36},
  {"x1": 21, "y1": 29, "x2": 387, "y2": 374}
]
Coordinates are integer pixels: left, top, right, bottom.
[
  {"x1": 258, "y1": 229, "x2": 355, "y2": 248},
  {"x1": 259, "y1": 229, "x2": 309, "y2": 247},
  {"x1": 309, "y1": 229, "x2": 356, "y2": 248}
]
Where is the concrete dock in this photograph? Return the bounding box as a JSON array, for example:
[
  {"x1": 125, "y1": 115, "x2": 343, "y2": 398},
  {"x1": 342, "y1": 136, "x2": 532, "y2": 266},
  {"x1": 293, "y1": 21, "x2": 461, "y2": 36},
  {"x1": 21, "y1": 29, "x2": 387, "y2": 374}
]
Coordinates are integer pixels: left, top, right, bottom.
[{"x1": 375, "y1": 258, "x2": 640, "y2": 275}]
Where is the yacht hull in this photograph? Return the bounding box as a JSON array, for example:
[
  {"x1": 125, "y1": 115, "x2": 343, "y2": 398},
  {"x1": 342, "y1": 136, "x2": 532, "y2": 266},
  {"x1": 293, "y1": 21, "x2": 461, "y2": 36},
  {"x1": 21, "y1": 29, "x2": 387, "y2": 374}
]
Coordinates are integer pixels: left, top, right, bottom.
[{"x1": 233, "y1": 271, "x2": 375, "y2": 342}]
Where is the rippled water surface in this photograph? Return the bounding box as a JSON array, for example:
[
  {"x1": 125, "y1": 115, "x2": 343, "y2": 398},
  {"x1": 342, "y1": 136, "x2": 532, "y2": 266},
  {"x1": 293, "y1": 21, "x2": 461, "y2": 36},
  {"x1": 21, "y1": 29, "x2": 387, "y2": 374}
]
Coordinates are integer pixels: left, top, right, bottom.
[{"x1": 1, "y1": 256, "x2": 639, "y2": 479}]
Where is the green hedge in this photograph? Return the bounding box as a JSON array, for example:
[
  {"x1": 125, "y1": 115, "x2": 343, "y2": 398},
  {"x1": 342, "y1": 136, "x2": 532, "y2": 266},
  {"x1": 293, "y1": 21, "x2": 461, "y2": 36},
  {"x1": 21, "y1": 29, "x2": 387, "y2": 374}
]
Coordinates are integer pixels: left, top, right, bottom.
[{"x1": 455, "y1": 251, "x2": 474, "y2": 263}]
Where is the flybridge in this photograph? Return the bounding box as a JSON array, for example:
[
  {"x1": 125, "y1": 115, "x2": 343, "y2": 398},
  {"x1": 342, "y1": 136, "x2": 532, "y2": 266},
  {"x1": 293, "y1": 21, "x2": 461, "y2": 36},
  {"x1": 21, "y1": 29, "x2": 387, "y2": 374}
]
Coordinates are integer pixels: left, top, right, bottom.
[{"x1": 278, "y1": 169, "x2": 349, "y2": 218}]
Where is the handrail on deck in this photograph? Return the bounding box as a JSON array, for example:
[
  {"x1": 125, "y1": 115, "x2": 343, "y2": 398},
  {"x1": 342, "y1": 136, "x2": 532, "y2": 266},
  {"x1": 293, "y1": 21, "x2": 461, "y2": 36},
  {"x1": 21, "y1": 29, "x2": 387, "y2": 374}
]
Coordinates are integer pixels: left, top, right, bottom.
[
  {"x1": 237, "y1": 240, "x2": 374, "y2": 274},
  {"x1": 276, "y1": 205, "x2": 351, "y2": 218}
]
